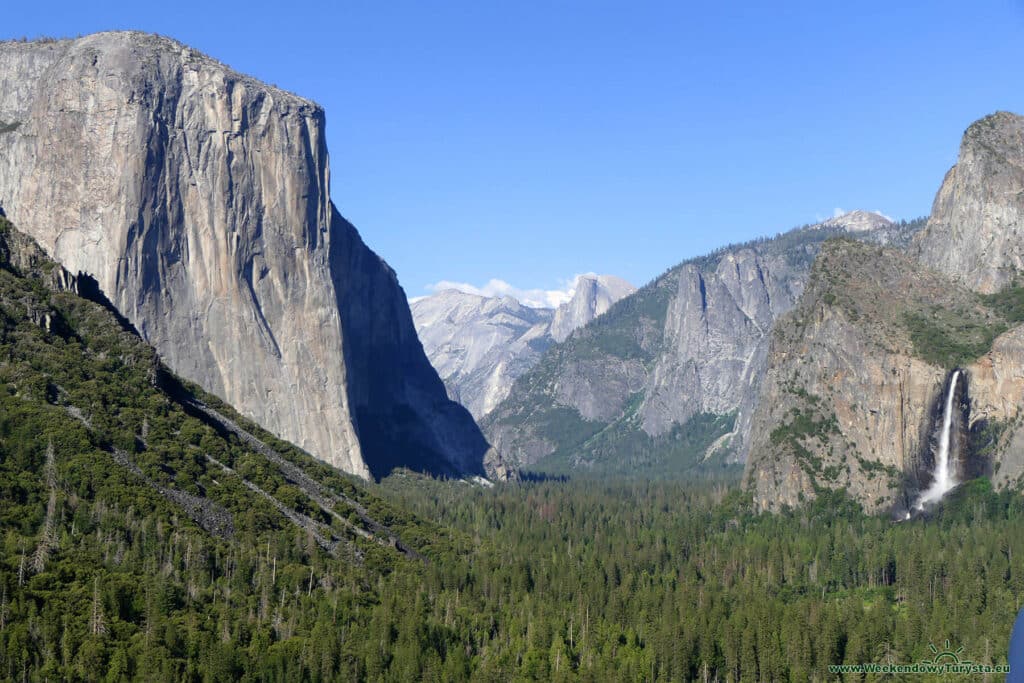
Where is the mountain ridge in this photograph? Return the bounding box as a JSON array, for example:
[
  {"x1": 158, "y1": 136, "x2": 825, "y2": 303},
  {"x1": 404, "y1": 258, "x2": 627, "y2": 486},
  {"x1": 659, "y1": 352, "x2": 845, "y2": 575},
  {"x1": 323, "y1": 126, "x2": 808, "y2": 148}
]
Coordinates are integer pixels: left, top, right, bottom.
[
  {"x1": 482, "y1": 211, "x2": 924, "y2": 476},
  {"x1": 743, "y1": 111, "x2": 1024, "y2": 513}
]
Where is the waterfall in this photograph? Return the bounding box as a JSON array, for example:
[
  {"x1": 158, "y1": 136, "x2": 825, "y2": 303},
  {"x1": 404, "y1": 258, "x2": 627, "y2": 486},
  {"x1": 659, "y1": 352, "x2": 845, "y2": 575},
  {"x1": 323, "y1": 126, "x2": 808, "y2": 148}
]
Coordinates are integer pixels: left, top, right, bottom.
[{"x1": 916, "y1": 370, "x2": 962, "y2": 509}]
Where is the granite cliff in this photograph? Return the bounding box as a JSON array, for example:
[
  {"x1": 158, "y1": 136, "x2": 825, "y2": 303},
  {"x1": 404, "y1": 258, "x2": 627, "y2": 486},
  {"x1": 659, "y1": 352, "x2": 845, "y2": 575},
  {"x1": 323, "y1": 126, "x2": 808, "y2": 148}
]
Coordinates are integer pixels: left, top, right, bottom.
[
  {"x1": 915, "y1": 112, "x2": 1024, "y2": 294},
  {"x1": 744, "y1": 112, "x2": 1024, "y2": 513},
  {"x1": 0, "y1": 32, "x2": 497, "y2": 480},
  {"x1": 411, "y1": 274, "x2": 635, "y2": 419},
  {"x1": 482, "y1": 212, "x2": 923, "y2": 476},
  {"x1": 549, "y1": 275, "x2": 636, "y2": 343}
]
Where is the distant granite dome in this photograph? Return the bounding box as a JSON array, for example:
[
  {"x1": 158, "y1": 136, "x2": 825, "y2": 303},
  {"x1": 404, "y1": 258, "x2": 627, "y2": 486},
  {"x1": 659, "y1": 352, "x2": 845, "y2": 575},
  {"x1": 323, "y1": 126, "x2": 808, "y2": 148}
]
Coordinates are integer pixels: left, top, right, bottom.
[
  {"x1": 0, "y1": 31, "x2": 501, "y2": 481},
  {"x1": 819, "y1": 210, "x2": 893, "y2": 233},
  {"x1": 411, "y1": 275, "x2": 636, "y2": 419},
  {"x1": 550, "y1": 275, "x2": 637, "y2": 342}
]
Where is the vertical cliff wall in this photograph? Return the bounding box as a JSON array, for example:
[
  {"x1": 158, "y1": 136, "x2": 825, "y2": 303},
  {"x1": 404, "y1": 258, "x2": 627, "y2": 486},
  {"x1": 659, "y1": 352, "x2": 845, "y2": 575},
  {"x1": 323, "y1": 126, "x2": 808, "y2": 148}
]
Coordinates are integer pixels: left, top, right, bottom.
[
  {"x1": 915, "y1": 112, "x2": 1024, "y2": 294},
  {"x1": 0, "y1": 32, "x2": 495, "y2": 480},
  {"x1": 743, "y1": 112, "x2": 1024, "y2": 512},
  {"x1": 743, "y1": 237, "x2": 1024, "y2": 513}
]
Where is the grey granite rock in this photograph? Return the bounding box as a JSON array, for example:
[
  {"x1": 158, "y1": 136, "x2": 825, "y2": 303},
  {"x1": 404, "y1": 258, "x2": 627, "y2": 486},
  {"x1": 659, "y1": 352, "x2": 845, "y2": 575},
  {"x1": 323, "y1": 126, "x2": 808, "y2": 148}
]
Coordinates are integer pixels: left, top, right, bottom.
[
  {"x1": 744, "y1": 112, "x2": 1024, "y2": 513},
  {"x1": 549, "y1": 275, "x2": 636, "y2": 343},
  {"x1": 411, "y1": 275, "x2": 635, "y2": 419},
  {"x1": 483, "y1": 212, "x2": 921, "y2": 472},
  {"x1": 0, "y1": 32, "x2": 498, "y2": 480},
  {"x1": 915, "y1": 112, "x2": 1024, "y2": 294}
]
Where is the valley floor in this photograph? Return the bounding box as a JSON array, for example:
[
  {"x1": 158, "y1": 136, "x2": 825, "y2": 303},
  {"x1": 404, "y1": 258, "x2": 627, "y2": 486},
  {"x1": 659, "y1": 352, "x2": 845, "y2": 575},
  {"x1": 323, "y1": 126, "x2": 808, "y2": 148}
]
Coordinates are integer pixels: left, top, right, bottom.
[{"x1": 7, "y1": 464, "x2": 1015, "y2": 681}]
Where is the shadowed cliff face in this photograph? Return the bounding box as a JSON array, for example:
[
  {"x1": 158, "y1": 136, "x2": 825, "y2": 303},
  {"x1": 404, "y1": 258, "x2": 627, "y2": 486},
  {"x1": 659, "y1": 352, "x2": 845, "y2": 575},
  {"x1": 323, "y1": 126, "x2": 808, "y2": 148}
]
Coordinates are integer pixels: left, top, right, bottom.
[
  {"x1": 329, "y1": 209, "x2": 493, "y2": 479},
  {"x1": 0, "y1": 32, "x2": 498, "y2": 480}
]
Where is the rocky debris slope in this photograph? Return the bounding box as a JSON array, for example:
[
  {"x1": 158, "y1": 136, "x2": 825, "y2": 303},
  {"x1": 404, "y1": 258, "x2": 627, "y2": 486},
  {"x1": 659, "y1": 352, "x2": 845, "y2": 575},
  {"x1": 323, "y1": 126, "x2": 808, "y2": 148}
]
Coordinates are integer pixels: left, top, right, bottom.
[
  {"x1": 483, "y1": 213, "x2": 924, "y2": 475},
  {"x1": 411, "y1": 274, "x2": 635, "y2": 419},
  {"x1": 0, "y1": 32, "x2": 497, "y2": 480}
]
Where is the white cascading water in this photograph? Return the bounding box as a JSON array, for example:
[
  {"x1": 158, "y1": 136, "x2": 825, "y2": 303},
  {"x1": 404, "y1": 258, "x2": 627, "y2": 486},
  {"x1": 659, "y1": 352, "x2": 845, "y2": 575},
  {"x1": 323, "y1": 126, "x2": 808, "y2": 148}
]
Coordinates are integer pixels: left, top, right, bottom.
[{"x1": 916, "y1": 370, "x2": 962, "y2": 510}]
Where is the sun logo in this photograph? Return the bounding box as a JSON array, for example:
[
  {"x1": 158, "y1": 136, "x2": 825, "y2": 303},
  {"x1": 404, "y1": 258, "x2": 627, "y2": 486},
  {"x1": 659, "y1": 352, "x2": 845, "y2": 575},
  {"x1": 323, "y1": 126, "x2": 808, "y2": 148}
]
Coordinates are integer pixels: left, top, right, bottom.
[{"x1": 923, "y1": 640, "x2": 972, "y2": 666}]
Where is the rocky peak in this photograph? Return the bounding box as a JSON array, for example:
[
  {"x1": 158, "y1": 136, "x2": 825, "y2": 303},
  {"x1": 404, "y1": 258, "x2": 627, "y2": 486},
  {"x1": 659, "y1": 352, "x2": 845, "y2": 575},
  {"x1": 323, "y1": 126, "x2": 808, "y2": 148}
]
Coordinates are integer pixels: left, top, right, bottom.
[
  {"x1": 411, "y1": 275, "x2": 634, "y2": 419},
  {"x1": 820, "y1": 210, "x2": 893, "y2": 233},
  {"x1": 915, "y1": 111, "x2": 1024, "y2": 293},
  {"x1": 550, "y1": 275, "x2": 638, "y2": 342}
]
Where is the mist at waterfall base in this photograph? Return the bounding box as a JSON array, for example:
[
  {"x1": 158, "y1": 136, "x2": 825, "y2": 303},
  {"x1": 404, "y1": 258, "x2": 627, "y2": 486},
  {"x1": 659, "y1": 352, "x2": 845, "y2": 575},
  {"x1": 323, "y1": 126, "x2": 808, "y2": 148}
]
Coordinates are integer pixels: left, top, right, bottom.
[{"x1": 912, "y1": 370, "x2": 963, "y2": 514}]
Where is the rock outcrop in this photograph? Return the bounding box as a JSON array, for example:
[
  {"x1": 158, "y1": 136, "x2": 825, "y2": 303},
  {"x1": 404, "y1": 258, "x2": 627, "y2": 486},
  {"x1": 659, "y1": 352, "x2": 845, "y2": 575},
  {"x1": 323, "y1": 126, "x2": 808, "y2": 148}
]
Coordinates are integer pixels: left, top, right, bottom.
[
  {"x1": 744, "y1": 112, "x2": 1024, "y2": 512},
  {"x1": 0, "y1": 32, "x2": 496, "y2": 480},
  {"x1": 411, "y1": 291, "x2": 554, "y2": 419},
  {"x1": 549, "y1": 275, "x2": 636, "y2": 343},
  {"x1": 915, "y1": 112, "x2": 1024, "y2": 294},
  {"x1": 483, "y1": 213, "x2": 923, "y2": 474},
  {"x1": 742, "y1": 240, "x2": 981, "y2": 512},
  {"x1": 743, "y1": 237, "x2": 1024, "y2": 513},
  {"x1": 411, "y1": 274, "x2": 635, "y2": 419}
]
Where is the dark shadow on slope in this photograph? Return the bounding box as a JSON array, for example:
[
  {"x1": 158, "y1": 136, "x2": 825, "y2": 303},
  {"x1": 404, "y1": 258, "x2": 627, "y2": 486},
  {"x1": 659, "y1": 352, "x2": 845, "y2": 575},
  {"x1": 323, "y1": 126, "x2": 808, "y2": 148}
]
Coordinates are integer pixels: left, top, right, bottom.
[
  {"x1": 73, "y1": 272, "x2": 142, "y2": 337},
  {"x1": 328, "y1": 204, "x2": 492, "y2": 480}
]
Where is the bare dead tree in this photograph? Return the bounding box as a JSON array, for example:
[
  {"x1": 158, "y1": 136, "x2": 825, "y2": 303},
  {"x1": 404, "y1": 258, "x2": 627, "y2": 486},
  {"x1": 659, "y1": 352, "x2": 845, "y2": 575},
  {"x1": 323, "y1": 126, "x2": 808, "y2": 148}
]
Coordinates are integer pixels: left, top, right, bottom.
[
  {"x1": 90, "y1": 576, "x2": 106, "y2": 636},
  {"x1": 31, "y1": 441, "x2": 59, "y2": 574}
]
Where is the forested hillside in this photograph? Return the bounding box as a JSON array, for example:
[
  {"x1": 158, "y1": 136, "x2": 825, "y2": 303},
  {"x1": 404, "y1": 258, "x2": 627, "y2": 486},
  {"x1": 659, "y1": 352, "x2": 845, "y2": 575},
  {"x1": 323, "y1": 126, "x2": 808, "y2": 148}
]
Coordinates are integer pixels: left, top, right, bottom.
[{"x1": 0, "y1": 216, "x2": 463, "y2": 680}]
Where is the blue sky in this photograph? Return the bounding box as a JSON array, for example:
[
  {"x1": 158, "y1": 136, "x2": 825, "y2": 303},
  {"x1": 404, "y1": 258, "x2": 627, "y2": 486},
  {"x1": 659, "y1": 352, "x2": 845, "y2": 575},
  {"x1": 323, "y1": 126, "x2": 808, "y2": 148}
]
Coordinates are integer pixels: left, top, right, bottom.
[{"x1": 6, "y1": 2, "x2": 1024, "y2": 301}]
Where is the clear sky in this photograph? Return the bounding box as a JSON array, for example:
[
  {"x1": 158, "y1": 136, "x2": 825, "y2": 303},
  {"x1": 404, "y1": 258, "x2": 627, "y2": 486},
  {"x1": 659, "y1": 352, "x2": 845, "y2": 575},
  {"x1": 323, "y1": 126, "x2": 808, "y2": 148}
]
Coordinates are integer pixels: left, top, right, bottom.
[{"x1": 6, "y1": 1, "x2": 1024, "y2": 302}]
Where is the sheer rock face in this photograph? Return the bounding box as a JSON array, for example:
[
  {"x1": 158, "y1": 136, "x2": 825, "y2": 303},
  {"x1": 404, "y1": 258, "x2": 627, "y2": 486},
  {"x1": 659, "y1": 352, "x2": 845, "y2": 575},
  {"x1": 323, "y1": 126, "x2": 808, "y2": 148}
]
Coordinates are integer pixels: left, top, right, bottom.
[
  {"x1": 0, "y1": 32, "x2": 496, "y2": 480},
  {"x1": 743, "y1": 239, "x2": 1024, "y2": 514},
  {"x1": 743, "y1": 113, "x2": 1024, "y2": 513},
  {"x1": 483, "y1": 213, "x2": 921, "y2": 471},
  {"x1": 411, "y1": 275, "x2": 635, "y2": 420},
  {"x1": 915, "y1": 112, "x2": 1024, "y2": 294},
  {"x1": 742, "y1": 242, "x2": 953, "y2": 513},
  {"x1": 964, "y1": 326, "x2": 1024, "y2": 488},
  {"x1": 637, "y1": 248, "x2": 800, "y2": 441},
  {"x1": 480, "y1": 244, "x2": 813, "y2": 471}
]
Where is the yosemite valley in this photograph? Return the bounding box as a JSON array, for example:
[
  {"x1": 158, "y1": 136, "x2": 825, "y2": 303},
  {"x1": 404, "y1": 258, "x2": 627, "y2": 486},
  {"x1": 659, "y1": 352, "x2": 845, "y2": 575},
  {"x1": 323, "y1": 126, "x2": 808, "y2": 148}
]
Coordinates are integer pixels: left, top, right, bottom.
[{"x1": 2, "y1": 25, "x2": 1024, "y2": 682}]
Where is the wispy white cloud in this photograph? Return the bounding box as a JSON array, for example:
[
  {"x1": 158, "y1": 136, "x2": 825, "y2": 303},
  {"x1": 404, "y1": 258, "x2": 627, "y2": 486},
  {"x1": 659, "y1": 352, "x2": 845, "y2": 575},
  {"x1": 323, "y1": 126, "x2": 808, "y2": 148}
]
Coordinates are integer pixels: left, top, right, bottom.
[
  {"x1": 424, "y1": 274, "x2": 596, "y2": 308},
  {"x1": 832, "y1": 207, "x2": 846, "y2": 218}
]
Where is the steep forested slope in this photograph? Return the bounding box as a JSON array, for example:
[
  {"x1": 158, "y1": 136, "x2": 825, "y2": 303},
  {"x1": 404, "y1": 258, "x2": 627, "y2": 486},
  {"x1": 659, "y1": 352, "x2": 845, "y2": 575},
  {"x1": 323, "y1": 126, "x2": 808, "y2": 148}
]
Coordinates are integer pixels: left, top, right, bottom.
[{"x1": 0, "y1": 216, "x2": 464, "y2": 679}]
